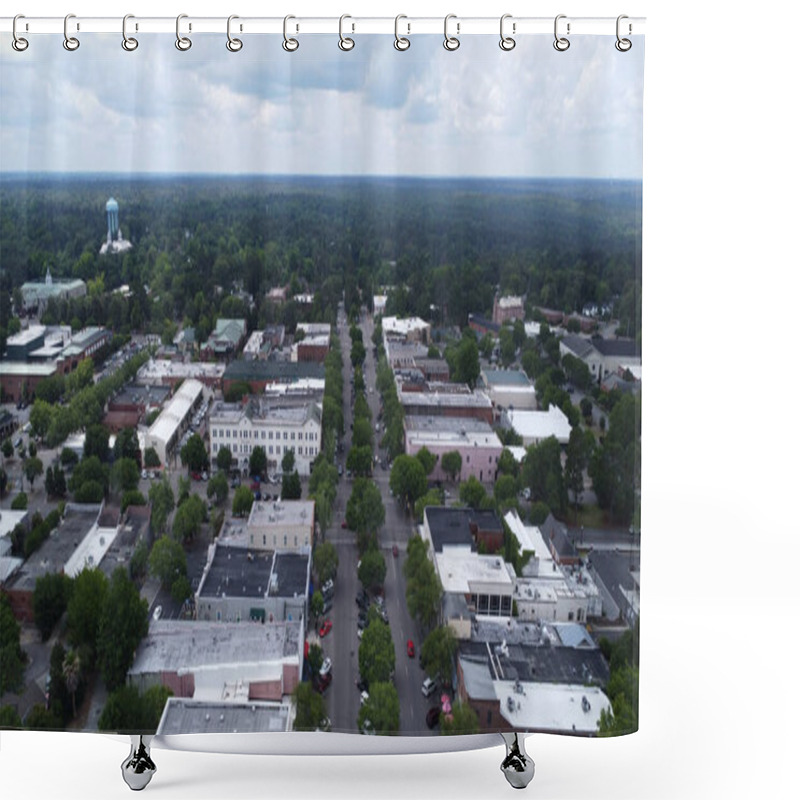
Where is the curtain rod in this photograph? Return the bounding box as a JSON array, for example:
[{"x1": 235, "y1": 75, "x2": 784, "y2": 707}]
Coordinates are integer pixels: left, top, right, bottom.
[{"x1": 2, "y1": 15, "x2": 645, "y2": 38}]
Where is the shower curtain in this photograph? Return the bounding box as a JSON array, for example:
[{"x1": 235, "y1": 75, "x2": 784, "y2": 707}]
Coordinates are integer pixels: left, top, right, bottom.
[{"x1": 0, "y1": 19, "x2": 643, "y2": 744}]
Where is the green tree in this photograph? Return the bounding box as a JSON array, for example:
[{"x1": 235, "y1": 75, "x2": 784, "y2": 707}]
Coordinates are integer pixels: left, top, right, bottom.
[
  {"x1": 389, "y1": 455, "x2": 427, "y2": 509},
  {"x1": 216, "y1": 445, "x2": 232, "y2": 473},
  {"x1": 148, "y1": 479, "x2": 175, "y2": 536},
  {"x1": 346, "y1": 478, "x2": 385, "y2": 540},
  {"x1": 23, "y1": 456, "x2": 43, "y2": 490},
  {"x1": 62, "y1": 649, "x2": 82, "y2": 719},
  {"x1": 414, "y1": 488, "x2": 444, "y2": 521},
  {"x1": 69, "y1": 455, "x2": 109, "y2": 497},
  {"x1": 207, "y1": 472, "x2": 229, "y2": 506},
  {"x1": 565, "y1": 427, "x2": 595, "y2": 518},
  {"x1": 113, "y1": 427, "x2": 141, "y2": 463},
  {"x1": 292, "y1": 681, "x2": 329, "y2": 732},
  {"x1": 121, "y1": 489, "x2": 146, "y2": 511},
  {"x1": 307, "y1": 642, "x2": 324, "y2": 677},
  {"x1": 84, "y1": 423, "x2": 110, "y2": 462},
  {"x1": 281, "y1": 448, "x2": 296, "y2": 475},
  {"x1": 0, "y1": 594, "x2": 26, "y2": 694},
  {"x1": 352, "y1": 417, "x2": 374, "y2": 449},
  {"x1": 346, "y1": 445, "x2": 373, "y2": 476},
  {"x1": 310, "y1": 590, "x2": 324, "y2": 621},
  {"x1": 522, "y1": 436, "x2": 566, "y2": 514},
  {"x1": 67, "y1": 567, "x2": 109, "y2": 657},
  {"x1": 459, "y1": 475, "x2": 487, "y2": 509},
  {"x1": 25, "y1": 704, "x2": 61, "y2": 730},
  {"x1": 45, "y1": 464, "x2": 67, "y2": 498},
  {"x1": 250, "y1": 445, "x2": 267, "y2": 479},
  {"x1": 144, "y1": 447, "x2": 161, "y2": 468},
  {"x1": 180, "y1": 433, "x2": 208, "y2": 473},
  {"x1": 33, "y1": 572, "x2": 73, "y2": 641},
  {"x1": 358, "y1": 618, "x2": 396, "y2": 686},
  {"x1": 281, "y1": 471, "x2": 302, "y2": 500},
  {"x1": 98, "y1": 685, "x2": 172, "y2": 734},
  {"x1": 29, "y1": 400, "x2": 53, "y2": 439},
  {"x1": 232, "y1": 485, "x2": 255, "y2": 517},
  {"x1": 415, "y1": 446, "x2": 437, "y2": 476},
  {"x1": 440, "y1": 450, "x2": 463, "y2": 483},
  {"x1": 455, "y1": 335, "x2": 480, "y2": 388},
  {"x1": 496, "y1": 448, "x2": 519, "y2": 478},
  {"x1": 11, "y1": 492, "x2": 28, "y2": 510},
  {"x1": 493, "y1": 474, "x2": 518, "y2": 510},
  {"x1": 172, "y1": 494, "x2": 205, "y2": 543},
  {"x1": 406, "y1": 557, "x2": 442, "y2": 633},
  {"x1": 1, "y1": 438, "x2": 13, "y2": 459},
  {"x1": 110, "y1": 457, "x2": 140, "y2": 495},
  {"x1": 0, "y1": 705, "x2": 22, "y2": 727},
  {"x1": 441, "y1": 702, "x2": 479, "y2": 735},
  {"x1": 313, "y1": 541, "x2": 339, "y2": 585},
  {"x1": 358, "y1": 681, "x2": 400, "y2": 735},
  {"x1": 97, "y1": 568, "x2": 149, "y2": 690},
  {"x1": 358, "y1": 548, "x2": 387, "y2": 593},
  {"x1": 420, "y1": 626, "x2": 458, "y2": 685},
  {"x1": 148, "y1": 536, "x2": 187, "y2": 591}
]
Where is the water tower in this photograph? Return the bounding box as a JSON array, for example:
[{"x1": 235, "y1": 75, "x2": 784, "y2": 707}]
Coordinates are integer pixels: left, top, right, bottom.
[{"x1": 106, "y1": 197, "x2": 120, "y2": 240}]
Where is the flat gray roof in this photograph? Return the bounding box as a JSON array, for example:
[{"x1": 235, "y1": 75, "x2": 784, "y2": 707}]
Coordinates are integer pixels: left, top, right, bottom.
[
  {"x1": 157, "y1": 697, "x2": 291, "y2": 735},
  {"x1": 130, "y1": 619, "x2": 302, "y2": 675},
  {"x1": 199, "y1": 545, "x2": 274, "y2": 600}
]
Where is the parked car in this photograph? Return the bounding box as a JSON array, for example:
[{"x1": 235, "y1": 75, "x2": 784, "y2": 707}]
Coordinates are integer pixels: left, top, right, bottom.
[
  {"x1": 319, "y1": 619, "x2": 333, "y2": 638},
  {"x1": 421, "y1": 677, "x2": 437, "y2": 697},
  {"x1": 319, "y1": 657, "x2": 332, "y2": 677},
  {"x1": 153, "y1": 605, "x2": 162, "y2": 621},
  {"x1": 392, "y1": 544, "x2": 399, "y2": 558},
  {"x1": 426, "y1": 707, "x2": 441, "y2": 729},
  {"x1": 359, "y1": 690, "x2": 369, "y2": 706},
  {"x1": 407, "y1": 639, "x2": 415, "y2": 658},
  {"x1": 313, "y1": 672, "x2": 332, "y2": 693}
]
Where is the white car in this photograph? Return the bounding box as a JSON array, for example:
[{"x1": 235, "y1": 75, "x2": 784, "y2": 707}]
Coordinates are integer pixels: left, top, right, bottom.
[
  {"x1": 153, "y1": 605, "x2": 162, "y2": 621},
  {"x1": 360, "y1": 690, "x2": 369, "y2": 706},
  {"x1": 320, "y1": 657, "x2": 332, "y2": 677}
]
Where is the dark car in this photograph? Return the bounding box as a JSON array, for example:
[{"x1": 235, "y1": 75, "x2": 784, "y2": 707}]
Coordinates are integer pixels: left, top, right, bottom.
[
  {"x1": 355, "y1": 677, "x2": 369, "y2": 693},
  {"x1": 426, "y1": 707, "x2": 441, "y2": 729},
  {"x1": 313, "y1": 673, "x2": 332, "y2": 693}
]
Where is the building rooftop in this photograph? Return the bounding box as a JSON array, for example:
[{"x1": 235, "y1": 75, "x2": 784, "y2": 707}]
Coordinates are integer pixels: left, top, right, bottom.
[
  {"x1": 0, "y1": 361, "x2": 58, "y2": 377},
  {"x1": 507, "y1": 406, "x2": 572, "y2": 444},
  {"x1": 223, "y1": 359, "x2": 325, "y2": 384},
  {"x1": 197, "y1": 543, "x2": 310, "y2": 601},
  {"x1": 61, "y1": 326, "x2": 109, "y2": 357},
  {"x1": 99, "y1": 506, "x2": 150, "y2": 579},
  {"x1": 481, "y1": 368, "x2": 534, "y2": 388},
  {"x1": 5, "y1": 325, "x2": 47, "y2": 347},
  {"x1": 7, "y1": 505, "x2": 100, "y2": 592},
  {"x1": 130, "y1": 619, "x2": 302, "y2": 675},
  {"x1": 147, "y1": 379, "x2": 204, "y2": 443},
  {"x1": 64, "y1": 505, "x2": 120, "y2": 578},
  {"x1": 136, "y1": 359, "x2": 225, "y2": 383},
  {"x1": 156, "y1": 697, "x2": 291, "y2": 735},
  {"x1": 425, "y1": 506, "x2": 504, "y2": 553},
  {"x1": 109, "y1": 383, "x2": 172, "y2": 409},
  {"x1": 398, "y1": 388, "x2": 493, "y2": 410},
  {"x1": 248, "y1": 500, "x2": 315, "y2": 531},
  {"x1": 209, "y1": 398, "x2": 321, "y2": 428},
  {"x1": 405, "y1": 416, "x2": 502, "y2": 450},
  {"x1": 436, "y1": 550, "x2": 516, "y2": 595},
  {"x1": 382, "y1": 316, "x2": 430, "y2": 338}
]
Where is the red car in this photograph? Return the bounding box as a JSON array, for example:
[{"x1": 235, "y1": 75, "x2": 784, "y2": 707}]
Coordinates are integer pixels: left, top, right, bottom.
[
  {"x1": 392, "y1": 544, "x2": 399, "y2": 558},
  {"x1": 341, "y1": 519, "x2": 348, "y2": 529},
  {"x1": 319, "y1": 619, "x2": 333, "y2": 638},
  {"x1": 407, "y1": 639, "x2": 415, "y2": 658}
]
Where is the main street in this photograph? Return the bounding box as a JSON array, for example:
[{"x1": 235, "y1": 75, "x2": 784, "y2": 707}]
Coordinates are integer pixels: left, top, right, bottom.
[{"x1": 322, "y1": 308, "x2": 435, "y2": 736}]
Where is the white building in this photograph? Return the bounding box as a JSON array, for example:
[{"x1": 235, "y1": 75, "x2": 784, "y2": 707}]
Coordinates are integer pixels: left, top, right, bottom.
[
  {"x1": 208, "y1": 397, "x2": 322, "y2": 476},
  {"x1": 381, "y1": 315, "x2": 431, "y2": 344},
  {"x1": 144, "y1": 379, "x2": 207, "y2": 465},
  {"x1": 506, "y1": 405, "x2": 572, "y2": 447},
  {"x1": 504, "y1": 510, "x2": 602, "y2": 622},
  {"x1": 480, "y1": 368, "x2": 538, "y2": 411}
]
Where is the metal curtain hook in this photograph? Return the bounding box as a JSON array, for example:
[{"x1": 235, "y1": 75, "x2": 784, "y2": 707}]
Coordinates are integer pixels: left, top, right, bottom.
[
  {"x1": 443, "y1": 14, "x2": 460, "y2": 51},
  {"x1": 283, "y1": 15, "x2": 299, "y2": 51},
  {"x1": 499, "y1": 14, "x2": 515, "y2": 51},
  {"x1": 122, "y1": 14, "x2": 138, "y2": 51},
  {"x1": 176, "y1": 13, "x2": 192, "y2": 51},
  {"x1": 394, "y1": 15, "x2": 410, "y2": 51},
  {"x1": 12, "y1": 14, "x2": 29, "y2": 51},
  {"x1": 554, "y1": 14, "x2": 570, "y2": 51},
  {"x1": 227, "y1": 15, "x2": 243, "y2": 52},
  {"x1": 616, "y1": 15, "x2": 632, "y2": 51},
  {"x1": 63, "y1": 13, "x2": 80, "y2": 51},
  {"x1": 339, "y1": 14, "x2": 355, "y2": 51}
]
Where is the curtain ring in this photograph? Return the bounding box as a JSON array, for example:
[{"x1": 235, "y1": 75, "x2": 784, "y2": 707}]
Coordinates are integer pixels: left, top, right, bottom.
[
  {"x1": 394, "y1": 15, "x2": 410, "y2": 51},
  {"x1": 499, "y1": 14, "x2": 515, "y2": 51},
  {"x1": 12, "y1": 14, "x2": 29, "y2": 52},
  {"x1": 554, "y1": 14, "x2": 570, "y2": 51},
  {"x1": 176, "y1": 13, "x2": 192, "y2": 51},
  {"x1": 122, "y1": 14, "x2": 138, "y2": 51},
  {"x1": 615, "y1": 15, "x2": 632, "y2": 51},
  {"x1": 63, "y1": 13, "x2": 80, "y2": 51},
  {"x1": 283, "y1": 15, "x2": 299, "y2": 51},
  {"x1": 338, "y1": 14, "x2": 355, "y2": 51},
  {"x1": 226, "y1": 15, "x2": 243, "y2": 52},
  {"x1": 443, "y1": 14, "x2": 460, "y2": 51}
]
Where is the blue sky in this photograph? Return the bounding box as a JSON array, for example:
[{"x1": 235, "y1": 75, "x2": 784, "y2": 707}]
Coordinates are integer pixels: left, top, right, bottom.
[{"x1": 1, "y1": 33, "x2": 644, "y2": 178}]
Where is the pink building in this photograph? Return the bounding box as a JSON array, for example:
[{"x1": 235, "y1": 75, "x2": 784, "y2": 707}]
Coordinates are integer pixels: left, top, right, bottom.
[{"x1": 404, "y1": 416, "x2": 503, "y2": 484}]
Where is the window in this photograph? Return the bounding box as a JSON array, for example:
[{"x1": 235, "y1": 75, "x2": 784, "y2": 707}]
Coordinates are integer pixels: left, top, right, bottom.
[
  {"x1": 291, "y1": 432, "x2": 295, "y2": 441},
  {"x1": 283, "y1": 432, "x2": 288, "y2": 440},
  {"x1": 283, "y1": 535, "x2": 287, "y2": 546},
  {"x1": 269, "y1": 431, "x2": 273, "y2": 440},
  {"x1": 269, "y1": 446, "x2": 273, "y2": 455}
]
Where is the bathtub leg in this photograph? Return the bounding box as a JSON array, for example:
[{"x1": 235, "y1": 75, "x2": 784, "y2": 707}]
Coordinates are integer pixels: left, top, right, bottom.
[
  {"x1": 121, "y1": 735, "x2": 157, "y2": 791},
  {"x1": 499, "y1": 732, "x2": 535, "y2": 790}
]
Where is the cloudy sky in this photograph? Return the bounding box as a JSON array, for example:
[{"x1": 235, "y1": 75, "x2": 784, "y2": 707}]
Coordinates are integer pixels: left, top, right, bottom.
[{"x1": 1, "y1": 32, "x2": 644, "y2": 178}]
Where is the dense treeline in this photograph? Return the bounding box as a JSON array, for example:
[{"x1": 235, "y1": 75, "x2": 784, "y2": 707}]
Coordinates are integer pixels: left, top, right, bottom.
[{"x1": 1, "y1": 175, "x2": 642, "y2": 342}]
